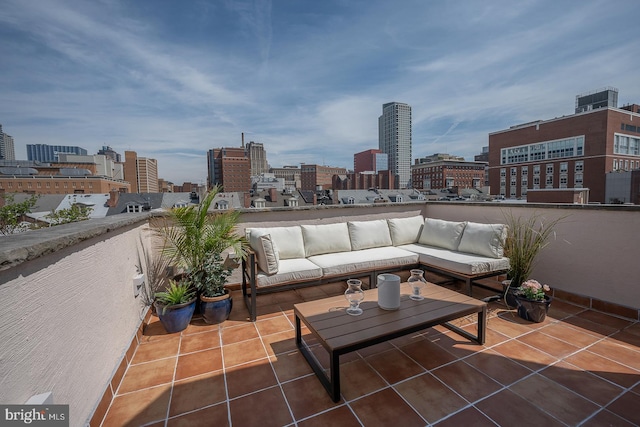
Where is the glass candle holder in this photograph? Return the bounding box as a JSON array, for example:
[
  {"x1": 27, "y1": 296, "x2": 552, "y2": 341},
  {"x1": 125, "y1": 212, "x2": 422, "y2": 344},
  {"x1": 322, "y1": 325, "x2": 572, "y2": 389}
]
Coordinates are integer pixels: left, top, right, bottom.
[
  {"x1": 344, "y1": 279, "x2": 364, "y2": 316},
  {"x1": 407, "y1": 269, "x2": 427, "y2": 301}
]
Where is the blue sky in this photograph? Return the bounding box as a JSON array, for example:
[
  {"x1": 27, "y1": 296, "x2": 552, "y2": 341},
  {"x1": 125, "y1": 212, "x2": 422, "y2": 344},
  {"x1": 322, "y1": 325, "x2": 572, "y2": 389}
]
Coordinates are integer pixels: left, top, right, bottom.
[{"x1": 1, "y1": 0, "x2": 639, "y2": 185}]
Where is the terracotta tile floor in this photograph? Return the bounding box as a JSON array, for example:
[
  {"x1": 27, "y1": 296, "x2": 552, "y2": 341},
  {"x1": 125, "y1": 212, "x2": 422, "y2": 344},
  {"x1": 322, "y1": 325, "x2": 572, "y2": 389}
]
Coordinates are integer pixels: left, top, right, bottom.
[{"x1": 98, "y1": 280, "x2": 640, "y2": 427}]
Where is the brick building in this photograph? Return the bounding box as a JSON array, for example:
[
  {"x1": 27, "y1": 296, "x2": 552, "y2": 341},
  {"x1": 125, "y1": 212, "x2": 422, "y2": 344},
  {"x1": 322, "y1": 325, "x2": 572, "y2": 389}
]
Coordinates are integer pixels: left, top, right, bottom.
[
  {"x1": 353, "y1": 149, "x2": 388, "y2": 174},
  {"x1": 411, "y1": 158, "x2": 485, "y2": 191},
  {"x1": 332, "y1": 170, "x2": 395, "y2": 190},
  {"x1": 488, "y1": 105, "x2": 640, "y2": 203},
  {"x1": 207, "y1": 147, "x2": 251, "y2": 192},
  {"x1": 300, "y1": 164, "x2": 347, "y2": 191}
]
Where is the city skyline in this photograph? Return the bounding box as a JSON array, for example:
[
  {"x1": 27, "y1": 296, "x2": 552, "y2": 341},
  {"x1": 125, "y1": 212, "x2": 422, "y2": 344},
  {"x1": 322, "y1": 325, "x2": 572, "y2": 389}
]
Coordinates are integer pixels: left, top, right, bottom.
[{"x1": 1, "y1": 0, "x2": 639, "y2": 184}]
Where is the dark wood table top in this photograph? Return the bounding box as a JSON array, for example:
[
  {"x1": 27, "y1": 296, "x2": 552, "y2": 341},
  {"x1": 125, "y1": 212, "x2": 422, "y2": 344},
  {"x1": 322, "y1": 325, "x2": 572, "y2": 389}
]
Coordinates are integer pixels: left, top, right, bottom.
[{"x1": 294, "y1": 282, "x2": 486, "y2": 352}]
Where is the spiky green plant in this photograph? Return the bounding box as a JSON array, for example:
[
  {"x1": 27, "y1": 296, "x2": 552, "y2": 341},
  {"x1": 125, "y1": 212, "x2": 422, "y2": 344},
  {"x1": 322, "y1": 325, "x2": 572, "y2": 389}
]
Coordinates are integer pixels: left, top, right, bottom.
[
  {"x1": 154, "y1": 279, "x2": 196, "y2": 314},
  {"x1": 502, "y1": 210, "x2": 566, "y2": 300},
  {"x1": 158, "y1": 186, "x2": 248, "y2": 297}
]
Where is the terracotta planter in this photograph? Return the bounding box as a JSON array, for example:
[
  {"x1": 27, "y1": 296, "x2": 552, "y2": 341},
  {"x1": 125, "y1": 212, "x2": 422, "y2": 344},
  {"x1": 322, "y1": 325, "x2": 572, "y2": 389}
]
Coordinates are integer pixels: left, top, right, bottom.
[
  {"x1": 515, "y1": 294, "x2": 552, "y2": 323},
  {"x1": 199, "y1": 290, "x2": 233, "y2": 324}
]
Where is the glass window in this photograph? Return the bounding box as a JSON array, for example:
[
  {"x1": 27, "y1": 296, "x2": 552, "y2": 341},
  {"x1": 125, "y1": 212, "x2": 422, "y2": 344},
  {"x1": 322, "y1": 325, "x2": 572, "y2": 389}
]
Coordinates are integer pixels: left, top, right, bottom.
[
  {"x1": 560, "y1": 162, "x2": 568, "y2": 173},
  {"x1": 533, "y1": 165, "x2": 540, "y2": 175},
  {"x1": 546, "y1": 164, "x2": 553, "y2": 174},
  {"x1": 575, "y1": 161, "x2": 584, "y2": 172}
]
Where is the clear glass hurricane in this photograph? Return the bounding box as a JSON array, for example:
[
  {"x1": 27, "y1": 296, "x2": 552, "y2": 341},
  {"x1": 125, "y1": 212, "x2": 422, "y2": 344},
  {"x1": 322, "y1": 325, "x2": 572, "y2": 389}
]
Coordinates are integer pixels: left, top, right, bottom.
[
  {"x1": 408, "y1": 269, "x2": 427, "y2": 301},
  {"x1": 344, "y1": 279, "x2": 364, "y2": 316}
]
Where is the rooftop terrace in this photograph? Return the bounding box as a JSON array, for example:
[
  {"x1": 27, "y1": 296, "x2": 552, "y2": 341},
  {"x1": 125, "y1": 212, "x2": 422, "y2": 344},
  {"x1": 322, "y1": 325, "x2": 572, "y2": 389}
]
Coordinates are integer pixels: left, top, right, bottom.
[
  {"x1": 98, "y1": 280, "x2": 640, "y2": 427},
  {"x1": 1, "y1": 201, "x2": 639, "y2": 426}
]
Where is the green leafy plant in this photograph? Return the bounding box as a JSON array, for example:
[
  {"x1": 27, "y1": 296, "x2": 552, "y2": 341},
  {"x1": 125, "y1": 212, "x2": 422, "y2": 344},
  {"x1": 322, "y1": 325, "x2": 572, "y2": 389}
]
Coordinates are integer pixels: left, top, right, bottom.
[
  {"x1": 158, "y1": 186, "x2": 248, "y2": 297},
  {"x1": 502, "y1": 210, "x2": 566, "y2": 302},
  {"x1": 0, "y1": 193, "x2": 39, "y2": 235},
  {"x1": 45, "y1": 204, "x2": 93, "y2": 225},
  {"x1": 154, "y1": 279, "x2": 196, "y2": 314},
  {"x1": 193, "y1": 253, "x2": 234, "y2": 297}
]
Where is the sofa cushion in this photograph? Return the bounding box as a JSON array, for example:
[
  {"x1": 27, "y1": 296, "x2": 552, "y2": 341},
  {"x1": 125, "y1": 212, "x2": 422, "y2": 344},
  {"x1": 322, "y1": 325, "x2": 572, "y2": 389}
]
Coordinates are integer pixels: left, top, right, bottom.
[
  {"x1": 348, "y1": 219, "x2": 393, "y2": 250},
  {"x1": 257, "y1": 234, "x2": 279, "y2": 274},
  {"x1": 308, "y1": 247, "x2": 419, "y2": 277},
  {"x1": 246, "y1": 226, "x2": 305, "y2": 260},
  {"x1": 418, "y1": 218, "x2": 466, "y2": 250},
  {"x1": 301, "y1": 223, "x2": 352, "y2": 257},
  {"x1": 254, "y1": 258, "x2": 323, "y2": 289},
  {"x1": 387, "y1": 216, "x2": 424, "y2": 245},
  {"x1": 399, "y1": 243, "x2": 510, "y2": 275},
  {"x1": 458, "y1": 222, "x2": 507, "y2": 258}
]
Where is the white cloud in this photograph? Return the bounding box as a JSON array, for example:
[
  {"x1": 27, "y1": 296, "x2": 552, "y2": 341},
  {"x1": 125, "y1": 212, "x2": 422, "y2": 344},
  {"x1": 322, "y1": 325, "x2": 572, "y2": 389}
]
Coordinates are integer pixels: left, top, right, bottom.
[{"x1": 1, "y1": 0, "x2": 639, "y2": 184}]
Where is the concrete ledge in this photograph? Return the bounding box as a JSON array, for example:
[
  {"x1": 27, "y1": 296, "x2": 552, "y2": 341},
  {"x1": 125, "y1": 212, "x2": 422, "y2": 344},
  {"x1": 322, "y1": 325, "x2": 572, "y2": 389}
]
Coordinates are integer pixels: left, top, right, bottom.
[{"x1": 0, "y1": 212, "x2": 153, "y2": 271}]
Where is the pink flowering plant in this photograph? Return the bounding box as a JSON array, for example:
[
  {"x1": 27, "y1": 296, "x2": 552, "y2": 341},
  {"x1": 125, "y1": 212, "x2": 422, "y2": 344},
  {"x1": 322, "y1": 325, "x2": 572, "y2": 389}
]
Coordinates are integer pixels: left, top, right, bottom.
[{"x1": 516, "y1": 279, "x2": 551, "y2": 301}]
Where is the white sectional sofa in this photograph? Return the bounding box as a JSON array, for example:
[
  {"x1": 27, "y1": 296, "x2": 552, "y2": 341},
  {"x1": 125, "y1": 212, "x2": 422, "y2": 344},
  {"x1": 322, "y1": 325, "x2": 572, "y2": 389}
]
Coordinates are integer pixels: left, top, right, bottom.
[{"x1": 242, "y1": 215, "x2": 509, "y2": 321}]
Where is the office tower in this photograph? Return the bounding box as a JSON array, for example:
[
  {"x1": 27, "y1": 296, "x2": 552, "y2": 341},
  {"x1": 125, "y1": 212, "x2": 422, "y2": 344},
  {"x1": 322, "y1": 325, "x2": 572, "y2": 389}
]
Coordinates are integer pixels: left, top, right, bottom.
[
  {"x1": 98, "y1": 145, "x2": 122, "y2": 163},
  {"x1": 27, "y1": 144, "x2": 88, "y2": 162},
  {"x1": 206, "y1": 147, "x2": 251, "y2": 192},
  {"x1": 379, "y1": 102, "x2": 412, "y2": 188},
  {"x1": 247, "y1": 141, "x2": 269, "y2": 176},
  {"x1": 124, "y1": 150, "x2": 159, "y2": 193},
  {"x1": 354, "y1": 149, "x2": 388, "y2": 174},
  {"x1": 0, "y1": 125, "x2": 16, "y2": 160}
]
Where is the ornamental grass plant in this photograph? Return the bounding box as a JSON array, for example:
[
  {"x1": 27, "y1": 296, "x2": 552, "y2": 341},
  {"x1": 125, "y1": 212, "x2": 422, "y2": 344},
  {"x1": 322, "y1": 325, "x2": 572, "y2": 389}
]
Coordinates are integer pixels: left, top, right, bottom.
[{"x1": 502, "y1": 210, "x2": 566, "y2": 304}]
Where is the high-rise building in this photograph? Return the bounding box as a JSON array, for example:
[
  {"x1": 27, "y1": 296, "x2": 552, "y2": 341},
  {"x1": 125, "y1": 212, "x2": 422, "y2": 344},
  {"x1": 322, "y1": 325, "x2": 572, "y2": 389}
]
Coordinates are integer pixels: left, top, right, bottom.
[
  {"x1": 27, "y1": 144, "x2": 88, "y2": 162},
  {"x1": 137, "y1": 157, "x2": 159, "y2": 193},
  {"x1": 0, "y1": 125, "x2": 16, "y2": 161},
  {"x1": 98, "y1": 146, "x2": 122, "y2": 163},
  {"x1": 124, "y1": 150, "x2": 159, "y2": 193},
  {"x1": 379, "y1": 102, "x2": 412, "y2": 188},
  {"x1": 247, "y1": 141, "x2": 269, "y2": 176},
  {"x1": 489, "y1": 93, "x2": 640, "y2": 203},
  {"x1": 206, "y1": 147, "x2": 251, "y2": 192},
  {"x1": 354, "y1": 149, "x2": 388, "y2": 174}
]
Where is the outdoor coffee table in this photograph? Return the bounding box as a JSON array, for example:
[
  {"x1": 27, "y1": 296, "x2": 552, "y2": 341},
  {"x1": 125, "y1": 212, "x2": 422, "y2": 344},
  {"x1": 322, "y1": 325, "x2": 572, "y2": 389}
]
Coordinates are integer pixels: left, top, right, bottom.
[{"x1": 294, "y1": 282, "x2": 487, "y2": 402}]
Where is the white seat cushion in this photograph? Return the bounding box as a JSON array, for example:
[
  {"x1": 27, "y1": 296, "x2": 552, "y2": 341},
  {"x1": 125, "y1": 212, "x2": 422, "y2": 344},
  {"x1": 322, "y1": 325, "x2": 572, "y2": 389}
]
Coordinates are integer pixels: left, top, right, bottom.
[
  {"x1": 301, "y1": 223, "x2": 352, "y2": 257},
  {"x1": 348, "y1": 219, "x2": 393, "y2": 250},
  {"x1": 387, "y1": 216, "x2": 424, "y2": 245},
  {"x1": 246, "y1": 226, "x2": 305, "y2": 260},
  {"x1": 309, "y1": 247, "x2": 418, "y2": 277},
  {"x1": 458, "y1": 222, "x2": 507, "y2": 259},
  {"x1": 418, "y1": 218, "x2": 466, "y2": 250},
  {"x1": 399, "y1": 243, "x2": 510, "y2": 275},
  {"x1": 255, "y1": 258, "x2": 323, "y2": 289}
]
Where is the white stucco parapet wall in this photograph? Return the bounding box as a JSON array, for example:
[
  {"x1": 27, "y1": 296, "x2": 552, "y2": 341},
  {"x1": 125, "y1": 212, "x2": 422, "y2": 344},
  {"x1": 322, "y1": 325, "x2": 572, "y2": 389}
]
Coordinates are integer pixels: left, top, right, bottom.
[{"x1": 0, "y1": 212, "x2": 153, "y2": 271}]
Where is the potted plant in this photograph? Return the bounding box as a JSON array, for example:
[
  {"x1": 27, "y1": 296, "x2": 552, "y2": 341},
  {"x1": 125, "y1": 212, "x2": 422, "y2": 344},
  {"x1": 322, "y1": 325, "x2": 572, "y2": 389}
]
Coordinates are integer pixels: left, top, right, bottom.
[
  {"x1": 159, "y1": 186, "x2": 248, "y2": 324},
  {"x1": 195, "y1": 252, "x2": 235, "y2": 324},
  {"x1": 502, "y1": 211, "x2": 565, "y2": 307},
  {"x1": 513, "y1": 279, "x2": 552, "y2": 322},
  {"x1": 154, "y1": 279, "x2": 197, "y2": 333}
]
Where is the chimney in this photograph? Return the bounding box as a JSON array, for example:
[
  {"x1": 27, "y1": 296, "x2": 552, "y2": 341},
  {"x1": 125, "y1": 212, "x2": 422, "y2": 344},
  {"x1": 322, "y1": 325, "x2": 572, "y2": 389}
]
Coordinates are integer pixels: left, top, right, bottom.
[
  {"x1": 268, "y1": 188, "x2": 277, "y2": 203},
  {"x1": 241, "y1": 132, "x2": 245, "y2": 148},
  {"x1": 107, "y1": 190, "x2": 120, "y2": 208}
]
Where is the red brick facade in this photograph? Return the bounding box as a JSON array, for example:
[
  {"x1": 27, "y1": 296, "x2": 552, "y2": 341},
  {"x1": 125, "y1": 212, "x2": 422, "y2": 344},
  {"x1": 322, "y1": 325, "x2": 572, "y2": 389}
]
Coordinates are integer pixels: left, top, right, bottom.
[{"x1": 489, "y1": 108, "x2": 640, "y2": 203}]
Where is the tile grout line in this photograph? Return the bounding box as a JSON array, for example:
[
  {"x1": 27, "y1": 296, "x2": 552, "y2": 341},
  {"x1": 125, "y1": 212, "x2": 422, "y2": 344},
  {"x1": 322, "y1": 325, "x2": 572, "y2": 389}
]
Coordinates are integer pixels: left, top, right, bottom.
[{"x1": 257, "y1": 308, "x2": 298, "y2": 426}]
